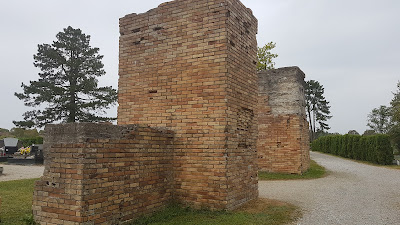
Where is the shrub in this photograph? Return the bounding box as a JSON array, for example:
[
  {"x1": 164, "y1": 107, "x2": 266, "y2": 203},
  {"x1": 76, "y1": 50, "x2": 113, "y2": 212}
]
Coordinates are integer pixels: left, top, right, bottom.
[
  {"x1": 311, "y1": 134, "x2": 393, "y2": 165},
  {"x1": 19, "y1": 137, "x2": 43, "y2": 147}
]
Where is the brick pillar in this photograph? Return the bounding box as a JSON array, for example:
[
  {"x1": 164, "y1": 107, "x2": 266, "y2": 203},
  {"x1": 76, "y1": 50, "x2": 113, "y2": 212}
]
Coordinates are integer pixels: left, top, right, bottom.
[
  {"x1": 257, "y1": 67, "x2": 310, "y2": 174},
  {"x1": 118, "y1": 0, "x2": 258, "y2": 209}
]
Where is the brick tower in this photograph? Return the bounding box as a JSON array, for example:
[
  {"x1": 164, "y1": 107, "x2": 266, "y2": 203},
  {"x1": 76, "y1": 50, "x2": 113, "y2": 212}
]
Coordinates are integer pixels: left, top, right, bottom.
[{"x1": 119, "y1": 0, "x2": 259, "y2": 209}]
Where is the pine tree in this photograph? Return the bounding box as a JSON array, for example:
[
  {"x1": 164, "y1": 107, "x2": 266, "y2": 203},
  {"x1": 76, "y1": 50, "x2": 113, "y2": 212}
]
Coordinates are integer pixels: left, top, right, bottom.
[
  {"x1": 14, "y1": 26, "x2": 117, "y2": 128},
  {"x1": 305, "y1": 80, "x2": 332, "y2": 141}
]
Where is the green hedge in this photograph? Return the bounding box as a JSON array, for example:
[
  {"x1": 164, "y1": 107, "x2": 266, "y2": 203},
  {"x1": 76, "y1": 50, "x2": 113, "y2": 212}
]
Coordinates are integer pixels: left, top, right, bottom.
[
  {"x1": 19, "y1": 136, "x2": 43, "y2": 147},
  {"x1": 311, "y1": 134, "x2": 393, "y2": 165}
]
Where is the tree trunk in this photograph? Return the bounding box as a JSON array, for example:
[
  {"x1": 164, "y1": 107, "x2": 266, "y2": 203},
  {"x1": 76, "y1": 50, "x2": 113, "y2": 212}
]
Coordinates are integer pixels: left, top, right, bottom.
[
  {"x1": 68, "y1": 78, "x2": 76, "y2": 123},
  {"x1": 312, "y1": 110, "x2": 316, "y2": 141},
  {"x1": 307, "y1": 108, "x2": 313, "y2": 142}
]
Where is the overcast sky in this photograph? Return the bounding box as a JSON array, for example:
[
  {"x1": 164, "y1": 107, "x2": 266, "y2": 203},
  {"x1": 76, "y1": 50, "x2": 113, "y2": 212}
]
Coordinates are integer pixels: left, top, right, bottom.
[{"x1": 0, "y1": 0, "x2": 399, "y2": 134}]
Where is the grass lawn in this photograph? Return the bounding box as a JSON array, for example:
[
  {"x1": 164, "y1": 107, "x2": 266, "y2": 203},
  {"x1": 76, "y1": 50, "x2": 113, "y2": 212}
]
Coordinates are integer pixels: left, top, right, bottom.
[
  {"x1": 258, "y1": 160, "x2": 326, "y2": 180},
  {"x1": 131, "y1": 199, "x2": 300, "y2": 225},
  {"x1": 0, "y1": 178, "x2": 38, "y2": 225}
]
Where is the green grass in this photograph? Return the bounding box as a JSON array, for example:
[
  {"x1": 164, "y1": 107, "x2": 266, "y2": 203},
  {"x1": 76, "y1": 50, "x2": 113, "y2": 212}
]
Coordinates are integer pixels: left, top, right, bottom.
[
  {"x1": 0, "y1": 178, "x2": 38, "y2": 225},
  {"x1": 0, "y1": 180, "x2": 300, "y2": 225},
  {"x1": 131, "y1": 199, "x2": 300, "y2": 225},
  {"x1": 258, "y1": 160, "x2": 326, "y2": 180}
]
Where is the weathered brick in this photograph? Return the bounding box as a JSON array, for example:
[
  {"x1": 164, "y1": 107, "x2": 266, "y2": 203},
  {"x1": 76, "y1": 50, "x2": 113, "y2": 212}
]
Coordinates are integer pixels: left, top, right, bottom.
[
  {"x1": 257, "y1": 67, "x2": 310, "y2": 174},
  {"x1": 33, "y1": 124, "x2": 174, "y2": 224},
  {"x1": 33, "y1": 1, "x2": 308, "y2": 224},
  {"x1": 118, "y1": 0, "x2": 258, "y2": 211}
]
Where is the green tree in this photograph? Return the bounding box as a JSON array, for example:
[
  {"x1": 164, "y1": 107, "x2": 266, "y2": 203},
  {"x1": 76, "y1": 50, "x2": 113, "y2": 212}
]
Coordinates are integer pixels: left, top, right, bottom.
[
  {"x1": 257, "y1": 42, "x2": 278, "y2": 71},
  {"x1": 0, "y1": 127, "x2": 41, "y2": 139},
  {"x1": 391, "y1": 82, "x2": 400, "y2": 122},
  {"x1": 14, "y1": 26, "x2": 117, "y2": 128},
  {"x1": 0, "y1": 128, "x2": 11, "y2": 139},
  {"x1": 9, "y1": 128, "x2": 40, "y2": 139},
  {"x1": 367, "y1": 105, "x2": 393, "y2": 134},
  {"x1": 362, "y1": 130, "x2": 376, "y2": 136},
  {"x1": 389, "y1": 81, "x2": 400, "y2": 149},
  {"x1": 348, "y1": 130, "x2": 360, "y2": 135},
  {"x1": 305, "y1": 80, "x2": 332, "y2": 141}
]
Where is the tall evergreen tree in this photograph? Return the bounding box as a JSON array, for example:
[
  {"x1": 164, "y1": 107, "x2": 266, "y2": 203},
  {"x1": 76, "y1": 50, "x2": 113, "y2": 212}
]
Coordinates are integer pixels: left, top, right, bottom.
[
  {"x1": 14, "y1": 26, "x2": 117, "y2": 128},
  {"x1": 305, "y1": 80, "x2": 332, "y2": 141}
]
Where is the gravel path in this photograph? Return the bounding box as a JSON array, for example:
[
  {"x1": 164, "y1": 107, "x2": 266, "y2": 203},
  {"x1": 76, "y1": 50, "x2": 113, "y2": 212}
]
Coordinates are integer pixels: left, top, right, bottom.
[
  {"x1": 0, "y1": 164, "x2": 44, "y2": 182},
  {"x1": 259, "y1": 151, "x2": 400, "y2": 225}
]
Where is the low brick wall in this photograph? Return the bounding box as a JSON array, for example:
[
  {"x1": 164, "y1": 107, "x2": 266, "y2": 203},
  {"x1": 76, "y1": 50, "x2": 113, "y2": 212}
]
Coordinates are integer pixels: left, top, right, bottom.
[{"x1": 33, "y1": 123, "x2": 174, "y2": 224}]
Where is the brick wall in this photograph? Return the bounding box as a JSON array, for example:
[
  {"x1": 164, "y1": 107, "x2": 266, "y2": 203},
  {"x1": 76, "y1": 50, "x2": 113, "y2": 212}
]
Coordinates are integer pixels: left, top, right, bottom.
[
  {"x1": 225, "y1": 0, "x2": 259, "y2": 207},
  {"x1": 257, "y1": 67, "x2": 310, "y2": 174},
  {"x1": 33, "y1": 123, "x2": 174, "y2": 225},
  {"x1": 118, "y1": 0, "x2": 258, "y2": 210}
]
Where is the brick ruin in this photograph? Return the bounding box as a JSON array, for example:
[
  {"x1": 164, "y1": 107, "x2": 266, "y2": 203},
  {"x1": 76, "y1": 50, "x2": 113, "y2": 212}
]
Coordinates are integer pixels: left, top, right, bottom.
[
  {"x1": 33, "y1": 0, "x2": 259, "y2": 224},
  {"x1": 118, "y1": 0, "x2": 258, "y2": 211},
  {"x1": 257, "y1": 67, "x2": 310, "y2": 174},
  {"x1": 32, "y1": 0, "x2": 309, "y2": 224}
]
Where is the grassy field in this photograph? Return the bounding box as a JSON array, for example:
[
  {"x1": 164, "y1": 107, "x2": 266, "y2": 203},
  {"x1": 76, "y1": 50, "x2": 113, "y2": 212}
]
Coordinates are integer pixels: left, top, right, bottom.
[
  {"x1": 131, "y1": 199, "x2": 300, "y2": 225},
  {"x1": 258, "y1": 160, "x2": 326, "y2": 180},
  {"x1": 0, "y1": 178, "x2": 37, "y2": 225}
]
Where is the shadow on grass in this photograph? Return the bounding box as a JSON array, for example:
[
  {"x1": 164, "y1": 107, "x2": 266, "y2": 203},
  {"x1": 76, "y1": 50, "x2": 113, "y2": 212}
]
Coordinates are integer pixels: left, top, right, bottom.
[{"x1": 130, "y1": 199, "x2": 300, "y2": 225}]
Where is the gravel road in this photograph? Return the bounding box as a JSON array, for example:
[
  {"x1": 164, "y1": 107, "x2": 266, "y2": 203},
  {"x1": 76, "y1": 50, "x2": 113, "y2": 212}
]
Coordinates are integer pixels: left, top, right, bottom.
[
  {"x1": 259, "y1": 151, "x2": 400, "y2": 225},
  {"x1": 0, "y1": 164, "x2": 44, "y2": 182}
]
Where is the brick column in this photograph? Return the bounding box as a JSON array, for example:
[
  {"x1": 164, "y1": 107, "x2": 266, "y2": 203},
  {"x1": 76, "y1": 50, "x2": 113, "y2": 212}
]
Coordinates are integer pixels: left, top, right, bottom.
[
  {"x1": 118, "y1": 0, "x2": 258, "y2": 209},
  {"x1": 257, "y1": 67, "x2": 310, "y2": 174}
]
